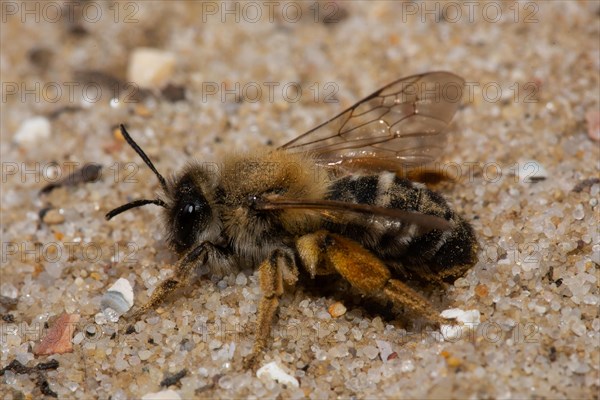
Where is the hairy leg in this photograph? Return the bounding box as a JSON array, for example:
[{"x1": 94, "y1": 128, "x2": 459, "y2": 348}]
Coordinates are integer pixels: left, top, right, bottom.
[
  {"x1": 128, "y1": 242, "x2": 223, "y2": 320},
  {"x1": 243, "y1": 249, "x2": 297, "y2": 369},
  {"x1": 297, "y1": 230, "x2": 448, "y2": 326}
]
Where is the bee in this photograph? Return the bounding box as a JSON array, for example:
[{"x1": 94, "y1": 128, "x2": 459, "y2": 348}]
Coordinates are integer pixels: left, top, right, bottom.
[{"x1": 106, "y1": 71, "x2": 477, "y2": 367}]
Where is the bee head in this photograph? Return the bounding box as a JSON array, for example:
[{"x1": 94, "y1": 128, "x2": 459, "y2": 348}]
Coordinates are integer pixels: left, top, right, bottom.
[
  {"x1": 106, "y1": 125, "x2": 220, "y2": 255},
  {"x1": 163, "y1": 168, "x2": 220, "y2": 254}
]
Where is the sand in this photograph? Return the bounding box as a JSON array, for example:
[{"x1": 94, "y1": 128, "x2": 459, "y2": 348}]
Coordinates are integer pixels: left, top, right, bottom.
[{"x1": 1, "y1": 1, "x2": 598, "y2": 398}]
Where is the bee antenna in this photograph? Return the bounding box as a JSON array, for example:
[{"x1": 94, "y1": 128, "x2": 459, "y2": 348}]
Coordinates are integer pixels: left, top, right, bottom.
[
  {"x1": 105, "y1": 198, "x2": 167, "y2": 220},
  {"x1": 119, "y1": 124, "x2": 168, "y2": 193}
]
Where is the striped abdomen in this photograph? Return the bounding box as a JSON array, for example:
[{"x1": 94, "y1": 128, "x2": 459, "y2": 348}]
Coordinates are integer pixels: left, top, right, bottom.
[{"x1": 325, "y1": 173, "x2": 477, "y2": 281}]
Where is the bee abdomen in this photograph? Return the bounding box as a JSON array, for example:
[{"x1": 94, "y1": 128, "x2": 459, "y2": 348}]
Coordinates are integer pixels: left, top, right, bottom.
[{"x1": 326, "y1": 173, "x2": 476, "y2": 279}]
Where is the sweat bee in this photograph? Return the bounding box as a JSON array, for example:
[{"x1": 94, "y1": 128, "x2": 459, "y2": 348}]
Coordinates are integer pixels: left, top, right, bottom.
[{"x1": 106, "y1": 71, "x2": 477, "y2": 367}]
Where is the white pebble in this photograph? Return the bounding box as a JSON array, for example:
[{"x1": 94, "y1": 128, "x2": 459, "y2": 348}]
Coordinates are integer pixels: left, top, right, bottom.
[
  {"x1": 72, "y1": 332, "x2": 85, "y2": 345},
  {"x1": 571, "y1": 320, "x2": 587, "y2": 336},
  {"x1": 533, "y1": 304, "x2": 547, "y2": 314},
  {"x1": 14, "y1": 116, "x2": 51, "y2": 144},
  {"x1": 440, "y1": 308, "x2": 481, "y2": 341},
  {"x1": 218, "y1": 375, "x2": 233, "y2": 389},
  {"x1": 440, "y1": 324, "x2": 463, "y2": 341},
  {"x1": 518, "y1": 160, "x2": 547, "y2": 183},
  {"x1": 101, "y1": 278, "x2": 134, "y2": 318},
  {"x1": 94, "y1": 312, "x2": 108, "y2": 325},
  {"x1": 114, "y1": 356, "x2": 129, "y2": 371},
  {"x1": 112, "y1": 389, "x2": 127, "y2": 400},
  {"x1": 440, "y1": 308, "x2": 481, "y2": 325},
  {"x1": 351, "y1": 327, "x2": 363, "y2": 341},
  {"x1": 361, "y1": 345, "x2": 380, "y2": 360},
  {"x1": 138, "y1": 350, "x2": 153, "y2": 361},
  {"x1": 375, "y1": 340, "x2": 393, "y2": 362},
  {"x1": 141, "y1": 389, "x2": 181, "y2": 400},
  {"x1": 3, "y1": 371, "x2": 16, "y2": 385},
  {"x1": 0, "y1": 283, "x2": 18, "y2": 299},
  {"x1": 235, "y1": 272, "x2": 248, "y2": 286},
  {"x1": 256, "y1": 361, "x2": 299, "y2": 388},
  {"x1": 572, "y1": 204, "x2": 585, "y2": 220},
  {"x1": 400, "y1": 359, "x2": 415, "y2": 372},
  {"x1": 45, "y1": 262, "x2": 64, "y2": 279},
  {"x1": 128, "y1": 48, "x2": 176, "y2": 89}
]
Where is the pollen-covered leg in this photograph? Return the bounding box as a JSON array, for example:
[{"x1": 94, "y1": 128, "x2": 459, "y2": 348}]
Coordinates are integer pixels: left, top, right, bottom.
[
  {"x1": 382, "y1": 279, "x2": 448, "y2": 326},
  {"x1": 298, "y1": 230, "x2": 448, "y2": 326},
  {"x1": 434, "y1": 262, "x2": 475, "y2": 282},
  {"x1": 128, "y1": 242, "x2": 218, "y2": 321},
  {"x1": 244, "y1": 249, "x2": 298, "y2": 369},
  {"x1": 128, "y1": 278, "x2": 182, "y2": 321}
]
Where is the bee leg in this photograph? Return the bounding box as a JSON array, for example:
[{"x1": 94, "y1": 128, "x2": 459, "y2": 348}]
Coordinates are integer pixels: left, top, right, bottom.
[
  {"x1": 243, "y1": 249, "x2": 298, "y2": 370},
  {"x1": 435, "y1": 261, "x2": 477, "y2": 282},
  {"x1": 298, "y1": 230, "x2": 448, "y2": 326},
  {"x1": 128, "y1": 242, "x2": 216, "y2": 321},
  {"x1": 409, "y1": 269, "x2": 447, "y2": 287}
]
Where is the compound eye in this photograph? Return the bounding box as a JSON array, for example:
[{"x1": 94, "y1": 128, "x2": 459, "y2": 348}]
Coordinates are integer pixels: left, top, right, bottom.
[
  {"x1": 178, "y1": 200, "x2": 203, "y2": 227},
  {"x1": 172, "y1": 198, "x2": 209, "y2": 253},
  {"x1": 167, "y1": 174, "x2": 212, "y2": 254}
]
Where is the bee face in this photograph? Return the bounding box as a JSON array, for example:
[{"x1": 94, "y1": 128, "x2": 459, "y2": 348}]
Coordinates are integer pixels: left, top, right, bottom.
[{"x1": 165, "y1": 172, "x2": 213, "y2": 254}]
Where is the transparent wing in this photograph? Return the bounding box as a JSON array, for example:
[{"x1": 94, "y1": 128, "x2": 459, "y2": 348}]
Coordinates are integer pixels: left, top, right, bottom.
[{"x1": 280, "y1": 71, "x2": 465, "y2": 170}]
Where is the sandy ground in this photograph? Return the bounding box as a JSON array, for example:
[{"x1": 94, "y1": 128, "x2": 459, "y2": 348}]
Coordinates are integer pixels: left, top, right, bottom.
[{"x1": 1, "y1": 1, "x2": 599, "y2": 399}]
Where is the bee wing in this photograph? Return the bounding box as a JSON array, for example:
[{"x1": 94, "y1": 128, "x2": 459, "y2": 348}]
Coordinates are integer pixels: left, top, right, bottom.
[
  {"x1": 253, "y1": 196, "x2": 452, "y2": 232},
  {"x1": 279, "y1": 71, "x2": 465, "y2": 171}
]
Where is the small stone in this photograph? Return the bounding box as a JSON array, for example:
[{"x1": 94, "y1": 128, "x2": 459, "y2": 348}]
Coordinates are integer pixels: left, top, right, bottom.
[
  {"x1": 571, "y1": 320, "x2": 586, "y2": 337},
  {"x1": 128, "y1": 48, "x2": 176, "y2": 89},
  {"x1": 375, "y1": 340, "x2": 394, "y2": 362},
  {"x1": 14, "y1": 116, "x2": 51, "y2": 144},
  {"x1": 235, "y1": 272, "x2": 248, "y2": 286},
  {"x1": 586, "y1": 110, "x2": 600, "y2": 142},
  {"x1": 362, "y1": 345, "x2": 380, "y2": 360},
  {"x1": 446, "y1": 357, "x2": 462, "y2": 368},
  {"x1": 572, "y1": 204, "x2": 585, "y2": 220},
  {"x1": 72, "y1": 332, "x2": 84, "y2": 345},
  {"x1": 440, "y1": 308, "x2": 481, "y2": 341},
  {"x1": 113, "y1": 127, "x2": 125, "y2": 141},
  {"x1": 518, "y1": 160, "x2": 547, "y2": 183},
  {"x1": 328, "y1": 302, "x2": 347, "y2": 318},
  {"x1": 134, "y1": 104, "x2": 153, "y2": 118},
  {"x1": 114, "y1": 356, "x2": 129, "y2": 371},
  {"x1": 94, "y1": 312, "x2": 108, "y2": 325},
  {"x1": 0, "y1": 283, "x2": 18, "y2": 299},
  {"x1": 400, "y1": 359, "x2": 415, "y2": 372},
  {"x1": 141, "y1": 389, "x2": 181, "y2": 400},
  {"x1": 256, "y1": 361, "x2": 299, "y2": 388},
  {"x1": 33, "y1": 313, "x2": 80, "y2": 355},
  {"x1": 474, "y1": 284, "x2": 489, "y2": 297},
  {"x1": 90, "y1": 272, "x2": 102, "y2": 281},
  {"x1": 101, "y1": 278, "x2": 134, "y2": 319},
  {"x1": 42, "y1": 209, "x2": 65, "y2": 225},
  {"x1": 440, "y1": 308, "x2": 481, "y2": 325},
  {"x1": 440, "y1": 324, "x2": 462, "y2": 341}
]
